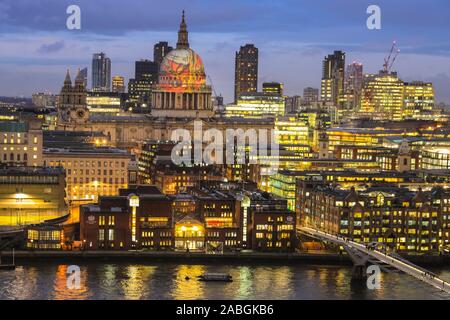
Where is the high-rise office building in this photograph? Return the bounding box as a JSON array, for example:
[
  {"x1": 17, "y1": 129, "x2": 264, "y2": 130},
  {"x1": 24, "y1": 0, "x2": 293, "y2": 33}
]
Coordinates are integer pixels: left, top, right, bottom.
[
  {"x1": 321, "y1": 51, "x2": 345, "y2": 104},
  {"x1": 345, "y1": 62, "x2": 363, "y2": 94},
  {"x1": 92, "y1": 52, "x2": 111, "y2": 92},
  {"x1": 403, "y1": 81, "x2": 435, "y2": 118},
  {"x1": 303, "y1": 87, "x2": 319, "y2": 105},
  {"x1": 342, "y1": 62, "x2": 363, "y2": 110},
  {"x1": 360, "y1": 71, "x2": 404, "y2": 120},
  {"x1": 128, "y1": 79, "x2": 153, "y2": 107},
  {"x1": 79, "y1": 67, "x2": 88, "y2": 89},
  {"x1": 235, "y1": 44, "x2": 258, "y2": 103},
  {"x1": 263, "y1": 82, "x2": 284, "y2": 95},
  {"x1": 285, "y1": 96, "x2": 303, "y2": 114},
  {"x1": 112, "y1": 76, "x2": 125, "y2": 93},
  {"x1": 135, "y1": 60, "x2": 158, "y2": 83},
  {"x1": 154, "y1": 41, "x2": 173, "y2": 68},
  {"x1": 128, "y1": 60, "x2": 158, "y2": 108}
]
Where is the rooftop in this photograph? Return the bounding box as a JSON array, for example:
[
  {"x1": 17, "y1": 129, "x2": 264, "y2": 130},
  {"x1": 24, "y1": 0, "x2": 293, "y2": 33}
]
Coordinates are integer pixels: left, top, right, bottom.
[
  {"x1": 0, "y1": 121, "x2": 28, "y2": 132},
  {"x1": 44, "y1": 146, "x2": 131, "y2": 157},
  {"x1": 0, "y1": 166, "x2": 64, "y2": 176}
]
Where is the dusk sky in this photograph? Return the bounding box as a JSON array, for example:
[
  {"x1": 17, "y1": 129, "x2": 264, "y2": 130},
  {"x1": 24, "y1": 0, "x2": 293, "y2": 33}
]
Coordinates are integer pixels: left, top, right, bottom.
[{"x1": 0, "y1": 0, "x2": 450, "y2": 103}]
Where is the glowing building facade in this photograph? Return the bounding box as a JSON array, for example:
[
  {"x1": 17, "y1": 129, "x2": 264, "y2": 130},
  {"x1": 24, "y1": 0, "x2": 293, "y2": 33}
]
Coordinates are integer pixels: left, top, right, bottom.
[
  {"x1": 404, "y1": 81, "x2": 435, "y2": 119},
  {"x1": 321, "y1": 51, "x2": 345, "y2": 104},
  {"x1": 112, "y1": 76, "x2": 125, "y2": 93},
  {"x1": 274, "y1": 115, "x2": 313, "y2": 146},
  {"x1": 421, "y1": 147, "x2": 450, "y2": 170},
  {"x1": 263, "y1": 82, "x2": 283, "y2": 95},
  {"x1": 0, "y1": 120, "x2": 43, "y2": 167},
  {"x1": 44, "y1": 147, "x2": 132, "y2": 214},
  {"x1": 86, "y1": 92, "x2": 122, "y2": 113},
  {"x1": 226, "y1": 93, "x2": 285, "y2": 118},
  {"x1": 0, "y1": 167, "x2": 67, "y2": 228},
  {"x1": 296, "y1": 183, "x2": 450, "y2": 253},
  {"x1": 360, "y1": 71, "x2": 405, "y2": 120}
]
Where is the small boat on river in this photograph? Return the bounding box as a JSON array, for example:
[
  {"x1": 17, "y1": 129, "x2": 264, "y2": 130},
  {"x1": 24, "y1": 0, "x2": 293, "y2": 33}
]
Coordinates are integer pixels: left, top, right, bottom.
[{"x1": 198, "y1": 273, "x2": 233, "y2": 282}]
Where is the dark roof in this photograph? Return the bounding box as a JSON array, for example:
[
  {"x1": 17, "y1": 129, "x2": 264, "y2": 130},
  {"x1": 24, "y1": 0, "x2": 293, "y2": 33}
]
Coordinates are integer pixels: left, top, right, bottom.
[{"x1": 0, "y1": 121, "x2": 28, "y2": 132}]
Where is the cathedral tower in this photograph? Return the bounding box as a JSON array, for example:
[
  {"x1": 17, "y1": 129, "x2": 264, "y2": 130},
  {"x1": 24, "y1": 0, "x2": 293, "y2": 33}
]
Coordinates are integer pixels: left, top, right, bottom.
[{"x1": 58, "y1": 68, "x2": 89, "y2": 126}]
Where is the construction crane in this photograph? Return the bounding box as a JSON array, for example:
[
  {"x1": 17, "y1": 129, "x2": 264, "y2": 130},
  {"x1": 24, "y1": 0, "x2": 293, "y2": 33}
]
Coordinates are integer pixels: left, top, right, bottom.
[
  {"x1": 207, "y1": 75, "x2": 218, "y2": 97},
  {"x1": 383, "y1": 41, "x2": 400, "y2": 73}
]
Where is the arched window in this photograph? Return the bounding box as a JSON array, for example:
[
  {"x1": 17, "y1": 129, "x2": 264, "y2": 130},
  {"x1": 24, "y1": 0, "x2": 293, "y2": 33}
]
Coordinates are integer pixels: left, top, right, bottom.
[
  {"x1": 24, "y1": 153, "x2": 28, "y2": 161},
  {"x1": 10, "y1": 153, "x2": 14, "y2": 161}
]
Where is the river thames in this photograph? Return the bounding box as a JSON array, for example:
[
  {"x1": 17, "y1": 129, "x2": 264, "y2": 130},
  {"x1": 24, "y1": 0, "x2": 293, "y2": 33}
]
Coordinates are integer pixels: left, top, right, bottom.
[{"x1": 0, "y1": 262, "x2": 448, "y2": 300}]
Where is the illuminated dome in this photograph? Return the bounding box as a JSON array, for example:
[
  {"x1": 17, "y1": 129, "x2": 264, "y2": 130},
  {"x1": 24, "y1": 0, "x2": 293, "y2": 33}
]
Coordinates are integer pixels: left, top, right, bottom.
[
  {"x1": 158, "y1": 48, "x2": 206, "y2": 93},
  {"x1": 151, "y1": 11, "x2": 214, "y2": 119}
]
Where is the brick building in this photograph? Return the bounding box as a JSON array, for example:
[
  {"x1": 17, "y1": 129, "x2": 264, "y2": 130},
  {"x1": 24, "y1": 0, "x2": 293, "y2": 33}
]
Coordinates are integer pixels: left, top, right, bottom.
[{"x1": 296, "y1": 180, "x2": 450, "y2": 253}]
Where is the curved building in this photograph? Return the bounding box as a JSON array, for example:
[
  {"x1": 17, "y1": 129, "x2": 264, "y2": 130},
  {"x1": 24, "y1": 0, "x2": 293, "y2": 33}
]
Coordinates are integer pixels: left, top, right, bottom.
[{"x1": 151, "y1": 11, "x2": 214, "y2": 118}]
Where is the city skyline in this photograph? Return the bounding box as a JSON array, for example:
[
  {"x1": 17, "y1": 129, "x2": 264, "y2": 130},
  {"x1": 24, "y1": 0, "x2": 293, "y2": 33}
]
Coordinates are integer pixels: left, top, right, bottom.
[
  {"x1": 0, "y1": 0, "x2": 449, "y2": 103},
  {"x1": 2, "y1": 2, "x2": 450, "y2": 303}
]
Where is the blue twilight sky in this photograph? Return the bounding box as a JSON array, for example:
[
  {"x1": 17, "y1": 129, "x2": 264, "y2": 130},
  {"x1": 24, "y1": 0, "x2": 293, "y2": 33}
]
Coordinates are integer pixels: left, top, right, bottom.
[{"x1": 0, "y1": 0, "x2": 450, "y2": 103}]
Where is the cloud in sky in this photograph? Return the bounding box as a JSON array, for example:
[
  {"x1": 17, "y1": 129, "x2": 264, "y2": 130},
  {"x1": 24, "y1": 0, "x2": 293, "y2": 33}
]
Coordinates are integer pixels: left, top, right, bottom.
[
  {"x1": 0, "y1": 0, "x2": 449, "y2": 103},
  {"x1": 37, "y1": 40, "x2": 65, "y2": 54}
]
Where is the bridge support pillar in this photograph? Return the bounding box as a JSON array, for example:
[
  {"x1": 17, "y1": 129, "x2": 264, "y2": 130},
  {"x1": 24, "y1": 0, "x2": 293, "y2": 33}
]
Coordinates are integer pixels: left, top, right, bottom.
[{"x1": 351, "y1": 264, "x2": 367, "y2": 282}]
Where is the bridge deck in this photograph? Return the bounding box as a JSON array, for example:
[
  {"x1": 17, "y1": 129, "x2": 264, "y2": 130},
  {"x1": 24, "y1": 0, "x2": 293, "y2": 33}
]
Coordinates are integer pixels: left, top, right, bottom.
[{"x1": 298, "y1": 226, "x2": 450, "y2": 295}]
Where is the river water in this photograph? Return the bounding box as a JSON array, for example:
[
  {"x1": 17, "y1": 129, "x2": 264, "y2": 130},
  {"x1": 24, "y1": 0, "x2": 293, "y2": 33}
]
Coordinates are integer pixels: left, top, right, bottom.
[{"x1": 0, "y1": 262, "x2": 448, "y2": 300}]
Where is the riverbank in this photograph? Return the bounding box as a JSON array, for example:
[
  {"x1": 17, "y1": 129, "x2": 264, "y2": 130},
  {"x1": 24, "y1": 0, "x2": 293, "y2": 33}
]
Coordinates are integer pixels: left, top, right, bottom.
[
  {"x1": 3, "y1": 250, "x2": 353, "y2": 265},
  {"x1": 1, "y1": 250, "x2": 449, "y2": 266}
]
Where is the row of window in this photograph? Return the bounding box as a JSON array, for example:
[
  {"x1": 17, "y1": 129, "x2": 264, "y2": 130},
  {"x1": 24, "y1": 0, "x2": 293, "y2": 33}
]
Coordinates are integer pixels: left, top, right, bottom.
[
  {"x1": 99, "y1": 216, "x2": 115, "y2": 226},
  {"x1": 256, "y1": 232, "x2": 291, "y2": 240},
  {"x1": 48, "y1": 160, "x2": 127, "y2": 168},
  {"x1": 69, "y1": 177, "x2": 126, "y2": 184},
  {"x1": 98, "y1": 229, "x2": 115, "y2": 241},
  {"x1": 1, "y1": 134, "x2": 38, "y2": 145},
  {"x1": 1, "y1": 153, "x2": 38, "y2": 161}
]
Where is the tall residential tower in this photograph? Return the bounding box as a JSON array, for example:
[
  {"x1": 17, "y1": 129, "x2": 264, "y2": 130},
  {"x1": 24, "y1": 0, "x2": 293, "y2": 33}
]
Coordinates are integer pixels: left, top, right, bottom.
[
  {"x1": 234, "y1": 44, "x2": 258, "y2": 103},
  {"x1": 154, "y1": 41, "x2": 173, "y2": 68},
  {"x1": 92, "y1": 52, "x2": 111, "y2": 92},
  {"x1": 321, "y1": 51, "x2": 345, "y2": 104}
]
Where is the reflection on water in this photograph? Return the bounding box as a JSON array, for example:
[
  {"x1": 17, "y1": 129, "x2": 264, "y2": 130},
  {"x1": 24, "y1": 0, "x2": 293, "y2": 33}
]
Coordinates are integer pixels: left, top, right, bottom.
[
  {"x1": 236, "y1": 266, "x2": 252, "y2": 299},
  {"x1": 53, "y1": 265, "x2": 90, "y2": 300},
  {"x1": 172, "y1": 265, "x2": 206, "y2": 300},
  {"x1": 0, "y1": 262, "x2": 447, "y2": 300},
  {"x1": 0, "y1": 266, "x2": 39, "y2": 300},
  {"x1": 121, "y1": 265, "x2": 151, "y2": 300}
]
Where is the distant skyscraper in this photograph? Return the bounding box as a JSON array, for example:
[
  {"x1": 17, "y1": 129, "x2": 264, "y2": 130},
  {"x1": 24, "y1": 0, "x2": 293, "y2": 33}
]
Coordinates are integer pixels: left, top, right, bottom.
[
  {"x1": 263, "y1": 82, "x2": 283, "y2": 95},
  {"x1": 129, "y1": 60, "x2": 158, "y2": 107},
  {"x1": 345, "y1": 62, "x2": 363, "y2": 94},
  {"x1": 112, "y1": 76, "x2": 125, "y2": 93},
  {"x1": 92, "y1": 52, "x2": 111, "y2": 92},
  {"x1": 285, "y1": 95, "x2": 302, "y2": 114},
  {"x1": 321, "y1": 51, "x2": 345, "y2": 104},
  {"x1": 235, "y1": 44, "x2": 258, "y2": 103},
  {"x1": 154, "y1": 41, "x2": 173, "y2": 68},
  {"x1": 303, "y1": 87, "x2": 319, "y2": 105},
  {"x1": 80, "y1": 67, "x2": 88, "y2": 89},
  {"x1": 343, "y1": 62, "x2": 363, "y2": 110},
  {"x1": 135, "y1": 60, "x2": 158, "y2": 83}
]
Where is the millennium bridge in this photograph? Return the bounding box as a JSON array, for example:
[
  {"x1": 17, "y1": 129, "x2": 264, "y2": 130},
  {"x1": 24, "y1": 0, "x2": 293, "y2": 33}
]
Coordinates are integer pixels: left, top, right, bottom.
[{"x1": 298, "y1": 226, "x2": 450, "y2": 295}]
